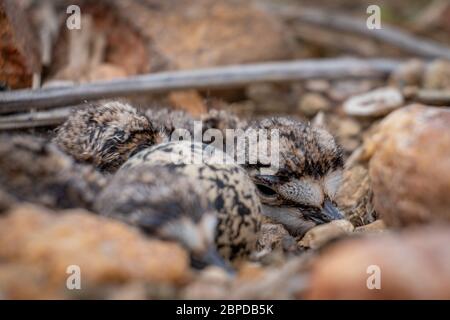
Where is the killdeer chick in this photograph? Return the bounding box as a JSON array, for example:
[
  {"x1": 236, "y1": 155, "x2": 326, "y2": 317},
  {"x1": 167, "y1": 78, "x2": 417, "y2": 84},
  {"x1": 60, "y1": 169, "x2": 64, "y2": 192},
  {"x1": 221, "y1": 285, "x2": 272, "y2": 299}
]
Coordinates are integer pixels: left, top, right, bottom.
[
  {"x1": 145, "y1": 107, "x2": 247, "y2": 139},
  {"x1": 243, "y1": 117, "x2": 345, "y2": 237},
  {"x1": 0, "y1": 135, "x2": 106, "y2": 210},
  {"x1": 94, "y1": 164, "x2": 233, "y2": 272},
  {"x1": 119, "y1": 141, "x2": 262, "y2": 263},
  {"x1": 53, "y1": 101, "x2": 167, "y2": 172}
]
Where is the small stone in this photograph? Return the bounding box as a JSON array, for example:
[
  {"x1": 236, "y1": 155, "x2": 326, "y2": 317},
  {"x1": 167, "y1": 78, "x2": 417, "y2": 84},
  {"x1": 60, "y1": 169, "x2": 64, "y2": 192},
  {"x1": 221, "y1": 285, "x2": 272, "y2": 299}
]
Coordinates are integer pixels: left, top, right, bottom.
[
  {"x1": 237, "y1": 263, "x2": 267, "y2": 282},
  {"x1": 369, "y1": 104, "x2": 450, "y2": 227},
  {"x1": 197, "y1": 266, "x2": 232, "y2": 286},
  {"x1": 298, "y1": 220, "x2": 354, "y2": 249},
  {"x1": 423, "y1": 59, "x2": 450, "y2": 89},
  {"x1": 0, "y1": 0, "x2": 41, "y2": 88},
  {"x1": 86, "y1": 63, "x2": 128, "y2": 82},
  {"x1": 328, "y1": 80, "x2": 375, "y2": 101},
  {"x1": 343, "y1": 87, "x2": 404, "y2": 117},
  {"x1": 181, "y1": 266, "x2": 231, "y2": 299},
  {"x1": 389, "y1": 59, "x2": 425, "y2": 87},
  {"x1": 298, "y1": 93, "x2": 331, "y2": 117},
  {"x1": 306, "y1": 226, "x2": 450, "y2": 299},
  {"x1": 304, "y1": 80, "x2": 330, "y2": 93},
  {"x1": 354, "y1": 220, "x2": 386, "y2": 233},
  {"x1": 336, "y1": 118, "x2": 362, "y2": 137},
  {"x1": 168, "y1": 90, "x2": 207, "y2": 116}
]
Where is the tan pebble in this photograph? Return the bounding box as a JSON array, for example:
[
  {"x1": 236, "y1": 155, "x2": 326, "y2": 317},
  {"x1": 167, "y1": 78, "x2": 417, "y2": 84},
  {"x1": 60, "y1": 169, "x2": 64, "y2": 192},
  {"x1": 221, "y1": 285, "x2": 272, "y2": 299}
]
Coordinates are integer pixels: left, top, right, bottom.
[
  {"x1": 354, "y1": 220, "x2": 386, "y2": 233},
  {"x1": 298, "y1": 220, "x2": 354, "y2": 249}
]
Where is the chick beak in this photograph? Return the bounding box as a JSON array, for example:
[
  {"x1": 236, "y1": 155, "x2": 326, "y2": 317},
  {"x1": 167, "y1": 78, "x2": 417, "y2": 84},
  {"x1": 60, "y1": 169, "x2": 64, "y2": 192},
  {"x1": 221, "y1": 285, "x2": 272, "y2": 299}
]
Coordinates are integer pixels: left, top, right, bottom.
[
  {"x1": 191, "y1": 246, "x2": 235, "y2": 275},
  {"x1": 320, "y1": 199, "x2": 344, "y2": 222}
]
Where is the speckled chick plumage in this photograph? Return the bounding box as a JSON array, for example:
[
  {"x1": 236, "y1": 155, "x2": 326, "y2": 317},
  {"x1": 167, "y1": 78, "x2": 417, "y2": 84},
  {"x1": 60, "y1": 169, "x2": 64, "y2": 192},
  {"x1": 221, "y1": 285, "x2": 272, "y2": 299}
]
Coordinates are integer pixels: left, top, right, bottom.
[
  {"x1": 243, "y1": 117, "x2": 345, "y2": 236},
  {"x1": 95, "y1": 165, "x2": 224, "y2": 266},
  {"x1": 145, "y1": 107, "x2": 247, "y2": 139},
  {"x1": 0, "y1": 135, "x2": 106, "y2": 211},
  {"x1": 120, "y1": 141, "x2": 262, "y2": 261},
  {"x1": 53, "y1": 101, "x2": 167, "y2": 172}
]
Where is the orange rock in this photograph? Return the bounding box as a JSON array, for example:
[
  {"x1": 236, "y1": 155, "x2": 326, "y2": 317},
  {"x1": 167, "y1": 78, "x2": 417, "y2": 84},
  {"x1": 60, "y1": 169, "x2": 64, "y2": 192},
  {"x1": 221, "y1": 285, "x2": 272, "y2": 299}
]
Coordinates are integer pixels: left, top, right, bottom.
[
  {"x1": 0, "y1": 0, "x2": 41, "y2": 88},
  {"x1": 306, "y1": 226, "x2": 450, "y2": 299},
  {"x1": 369, "y1": 104, "x2": 450, "y2": 227},
  {"x1": 0, "y1": 205, "x2": 190, "y2": 299},
  {"x1": 87, "y1": 63, "x2": 128, "y2": 82},
  {"x1": 114, "y1": 0, "x2": 293, "y2": 70},
  {"x1": 168, "y1": 90, "x2": 207, "y2": 116}
]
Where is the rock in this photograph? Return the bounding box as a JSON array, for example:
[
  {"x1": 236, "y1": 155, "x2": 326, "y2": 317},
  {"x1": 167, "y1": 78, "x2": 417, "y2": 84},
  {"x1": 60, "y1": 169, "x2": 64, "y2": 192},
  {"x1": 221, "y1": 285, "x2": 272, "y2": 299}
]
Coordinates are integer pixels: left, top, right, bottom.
[
  {"x1": 115, "y1": 0, "x2": 293, "y2": 70},
  {"x1": 423, "y1": 59, "x2": 450, "y2": 90},
  {"x1": 168, "y1": 90, "x2": 207, "y2": 116},
  {"x1": 181, "y1": 266, "x2": 232, "y2": 299},
  {"x1": 183, "y1": 256, "x2": 311, "y2": 299},
  {"x1": 230, "y1": 257, "x2": 310, "y2": 299},
  {"x1": 369, "y1": 104, "x2": 450, "y2": 227},
  {"x1": 328, "y1": 80, "x2": 376, "y2": 102},
  {"x1": 343, "y1": 87, "x2": 404, "y2": 117},
  {"x1": 306, "y1": 226, "x2": 450, "y2": 299},
  {"x1": 389, "y1": 59, "x2": 425, "y2": 87},
  {"x1": 334, "y1": 117, "x2": 362, "y2": 138},
  {"x1": 298, "y1": 93, "x2": 331, "y2": 117},
  {"x1": 86, "y1": 63, "x2": 127, "y2": 82},
  {"x1": 336, "y1": 165, "x2": 375, "y2": 227},
  {"x1": 354, "y1": 220, "x2": 386, "y2": 234},
  {"x1": 0, "y1": 0, "x2": 41, "y2": 88},
  {"x1": 304, "y1": 80, "x2": 330, "y2": 93},
  {"x1": 0, "y1": 205, "x2": 190, "y2": 299},
  {"x1": 298, "y1": 220, "x2": 354, "y2": 249},
  {"x1": 50, "y1": 1, "x2": 150, "y2": 82}
]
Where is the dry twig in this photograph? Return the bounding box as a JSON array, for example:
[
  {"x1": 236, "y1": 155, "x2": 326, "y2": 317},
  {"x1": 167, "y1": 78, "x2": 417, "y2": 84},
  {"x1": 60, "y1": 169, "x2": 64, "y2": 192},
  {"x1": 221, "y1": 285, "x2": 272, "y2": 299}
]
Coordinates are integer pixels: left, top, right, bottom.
[
  {"x1": 266, "y1": 3, "x2": 450, "y2": 60},
  {"x1": 0, "y1": 58, "x2": 400, "y2": 114}
]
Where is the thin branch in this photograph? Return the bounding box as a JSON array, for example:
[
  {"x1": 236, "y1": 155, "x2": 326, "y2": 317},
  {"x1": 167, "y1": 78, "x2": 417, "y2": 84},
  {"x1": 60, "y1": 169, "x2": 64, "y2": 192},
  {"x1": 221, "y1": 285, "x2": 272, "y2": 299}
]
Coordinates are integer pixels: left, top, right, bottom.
[
  {"x1": 406, "y1": 89, "x2": 450, "y2": 105},
  {"x1": 0, "y1": 107, "x2": 72, "y2": 130},
  {"x1": 0, "y1": 58, "x2": 400, "y2": 114},
  {"x1": 266, "y1": 3, "x2": 450, "y2": 60}
]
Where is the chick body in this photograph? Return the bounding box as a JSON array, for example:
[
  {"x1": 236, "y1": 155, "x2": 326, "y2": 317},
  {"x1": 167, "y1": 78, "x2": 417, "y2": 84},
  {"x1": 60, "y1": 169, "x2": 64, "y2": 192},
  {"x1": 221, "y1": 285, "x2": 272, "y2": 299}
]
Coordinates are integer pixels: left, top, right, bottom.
[{"x1": 120, "y1": 141, "x2": 262, "y2": 261}]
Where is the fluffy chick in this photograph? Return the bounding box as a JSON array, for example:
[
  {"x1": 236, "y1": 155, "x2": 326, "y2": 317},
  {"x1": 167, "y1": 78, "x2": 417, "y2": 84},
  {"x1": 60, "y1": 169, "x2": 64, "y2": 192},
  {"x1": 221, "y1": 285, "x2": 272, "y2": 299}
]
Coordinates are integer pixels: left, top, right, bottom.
[
  {"x1": 145, "y1": 107, "x2": 247, "y2": 139},
  {"x1": 53, "y1": 101, "x2": 167, "y2": 172},
  {"x1": 120, "y1": 141, "x2": 262, "y2": 262},
  {"x1": 242, "y1": 117, "x2": 345, "y2": 236},
  {"x1": 94, "y1": 164, "x2": 231, "y2": 271},
  {"x1": 0, "y1": 135, "x2": 106, "y2": 210}
]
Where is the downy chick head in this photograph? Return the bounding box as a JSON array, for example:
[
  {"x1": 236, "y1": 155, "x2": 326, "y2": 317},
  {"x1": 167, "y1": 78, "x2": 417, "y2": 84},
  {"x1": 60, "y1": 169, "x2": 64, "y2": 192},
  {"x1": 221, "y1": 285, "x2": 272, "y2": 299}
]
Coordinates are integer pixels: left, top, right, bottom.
[
  {"x1": 122, "y1": 141, "x2": 262, "y2": 262},
  {"x1": 95, "y1": 164, "x2": 232, "y2": 272},
  {"x1": 244, "y1": 117, "x2": 345, "y2": 235},
  {"x1": 53, "y1": 101, "x2": 167, "y2": 172}
]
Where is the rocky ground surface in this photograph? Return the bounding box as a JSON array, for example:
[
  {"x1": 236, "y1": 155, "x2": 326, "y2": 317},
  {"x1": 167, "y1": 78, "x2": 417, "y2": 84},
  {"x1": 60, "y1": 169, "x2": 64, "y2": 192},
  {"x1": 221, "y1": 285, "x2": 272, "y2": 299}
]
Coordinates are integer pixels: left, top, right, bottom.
[{"x1": 1, "y1": 0, "x2": 450, "y2": 299}]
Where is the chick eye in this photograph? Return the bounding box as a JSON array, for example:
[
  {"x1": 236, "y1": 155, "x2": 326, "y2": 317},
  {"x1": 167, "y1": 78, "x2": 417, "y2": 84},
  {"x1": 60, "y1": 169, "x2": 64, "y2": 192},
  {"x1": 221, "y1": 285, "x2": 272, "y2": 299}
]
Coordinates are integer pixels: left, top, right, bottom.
[{"x1": 256, "y1": 184, "x2": 277, "y2": 197}]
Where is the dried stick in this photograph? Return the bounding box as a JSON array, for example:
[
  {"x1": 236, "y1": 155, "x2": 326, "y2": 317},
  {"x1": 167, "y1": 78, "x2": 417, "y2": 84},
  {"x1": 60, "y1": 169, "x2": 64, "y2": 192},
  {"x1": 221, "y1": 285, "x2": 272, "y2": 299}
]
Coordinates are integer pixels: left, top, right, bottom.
[
  {"x1": 267, "y1": 3, "x2": 450, "y2": 60},
  {"x1": 0, "y1": 58, "x2": 400, "y2": 114},
  {"x1": 407, "y1": 89, "x2": 450, "y2": 105},
  {"x1": 0, "y1": 107, "x2": 72, "y2": 130}
]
